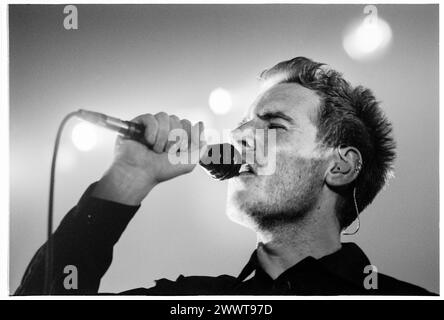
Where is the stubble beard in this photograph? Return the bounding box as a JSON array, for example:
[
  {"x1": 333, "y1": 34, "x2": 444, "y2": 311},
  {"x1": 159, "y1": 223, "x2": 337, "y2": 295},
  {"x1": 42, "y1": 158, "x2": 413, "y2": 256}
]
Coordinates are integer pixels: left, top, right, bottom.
[{"x1": 230, "y1": 158, "x2": 325, "y2": 233}]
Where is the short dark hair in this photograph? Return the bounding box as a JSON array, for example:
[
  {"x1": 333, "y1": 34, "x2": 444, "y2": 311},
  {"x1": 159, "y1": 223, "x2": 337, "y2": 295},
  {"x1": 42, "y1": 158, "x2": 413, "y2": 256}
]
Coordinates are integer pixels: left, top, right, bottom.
[{"x1": 259, "y1": 57, "x2": 396, "y2": 229}]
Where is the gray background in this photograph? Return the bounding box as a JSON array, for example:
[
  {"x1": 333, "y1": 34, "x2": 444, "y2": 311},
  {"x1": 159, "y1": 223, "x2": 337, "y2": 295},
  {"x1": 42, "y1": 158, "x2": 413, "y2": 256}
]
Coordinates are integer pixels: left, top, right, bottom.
[{"x1": 9, "y1": 4, "x2": 439, "y2": 294}]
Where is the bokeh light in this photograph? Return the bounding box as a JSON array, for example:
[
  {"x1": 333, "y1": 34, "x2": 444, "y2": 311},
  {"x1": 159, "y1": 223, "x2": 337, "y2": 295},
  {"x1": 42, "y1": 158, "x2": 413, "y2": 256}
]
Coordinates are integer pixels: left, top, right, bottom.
[
  {"x1": 208, "y1": 88, "x2": 232, "y2": 115},
  {"x1": 343, "y1": 13, "x2": 392, "y2": 60},
  {"x1": 71, "y1": 122, "x2": 98, "y2": 151}
]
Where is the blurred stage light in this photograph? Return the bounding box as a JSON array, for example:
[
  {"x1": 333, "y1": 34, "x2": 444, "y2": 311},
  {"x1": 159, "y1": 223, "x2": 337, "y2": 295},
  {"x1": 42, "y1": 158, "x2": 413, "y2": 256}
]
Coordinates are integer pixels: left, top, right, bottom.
[
  {"x1": 71, "y1": 122, "x2": 98, "y2": 151},
  {"x1": 209, "y1": 88, "x2": 232, "y2": 115},
  {"x1": 343, "y1": 5, "x2": 392, "y2": 61}
]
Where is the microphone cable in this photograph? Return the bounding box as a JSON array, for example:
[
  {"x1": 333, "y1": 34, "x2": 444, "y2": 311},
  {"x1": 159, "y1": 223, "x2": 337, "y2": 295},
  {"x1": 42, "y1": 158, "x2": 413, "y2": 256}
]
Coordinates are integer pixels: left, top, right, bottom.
[{"x1": 44, "y1": 111, "x2": 80, "y2": 294}]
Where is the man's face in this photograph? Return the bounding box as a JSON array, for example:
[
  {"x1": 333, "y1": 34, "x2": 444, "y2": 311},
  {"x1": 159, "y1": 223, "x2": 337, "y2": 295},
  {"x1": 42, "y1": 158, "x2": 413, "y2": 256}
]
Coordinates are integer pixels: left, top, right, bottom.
[{"x1": 227, "y1": 82, "x2": 330, "y2": 230}]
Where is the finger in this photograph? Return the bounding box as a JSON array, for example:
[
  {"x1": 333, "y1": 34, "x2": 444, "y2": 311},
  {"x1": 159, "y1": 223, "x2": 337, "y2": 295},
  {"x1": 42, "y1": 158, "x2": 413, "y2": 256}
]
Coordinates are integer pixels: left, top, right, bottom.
[
  {"x1": 189, "y1": 121, "x2": 207, "y2": 163},
  {"x1": 180, "y1": 119, "x2": 192, "y2": 150},
  {"x1": 198, "y1": 121, "x2": 205, "y2": 146},
  {"x1": 190, "y1": 121, "x2": 205, "y2": 151},
  {"x1": 130, "y1": 114, "x2": 158, "y2": 147},
  {"x1": 166, "y1": 115, "x2": 182, "y2": 151},
  {"x1": 153, "y1": 112, "x2": 170, "y2": 153},
  {"x1": 198, "y1": 121, "x2": 208, "y2": 156}
]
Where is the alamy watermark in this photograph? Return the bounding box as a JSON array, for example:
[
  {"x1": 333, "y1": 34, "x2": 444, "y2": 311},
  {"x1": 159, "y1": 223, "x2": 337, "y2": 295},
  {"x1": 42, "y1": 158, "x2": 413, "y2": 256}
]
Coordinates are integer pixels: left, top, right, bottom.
[{"x1": 63, "y1": 5, "x2": 78, "y2": 30}]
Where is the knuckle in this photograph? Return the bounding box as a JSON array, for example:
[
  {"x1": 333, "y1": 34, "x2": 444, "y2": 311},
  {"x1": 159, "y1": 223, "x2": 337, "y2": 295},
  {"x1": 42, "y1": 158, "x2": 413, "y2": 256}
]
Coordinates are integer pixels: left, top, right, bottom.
[
  {"x1": 145, "y1": 113, "x2": 155, "y2": 122},
  {"x1": 141, "y1": 113, "x2": 153, "y2": 120},
  {"x1": 180, "y1": 119, "x2": 191, "y2": 127},
  {"x1": 131, "y1": 113, "x2": 149, "y2": 123},
  {"x1": 156, "y1": 114, "x2": 170, "y2": 129},
  {"x1": 170, "y1": 114, "x2": 180, "y2": 122},
  {"x1": 169, "y1": 115, "x2": 181, "y2": 129},
  {"x1": 155, "y1": 111, "x2": 168, "y2": 119}
]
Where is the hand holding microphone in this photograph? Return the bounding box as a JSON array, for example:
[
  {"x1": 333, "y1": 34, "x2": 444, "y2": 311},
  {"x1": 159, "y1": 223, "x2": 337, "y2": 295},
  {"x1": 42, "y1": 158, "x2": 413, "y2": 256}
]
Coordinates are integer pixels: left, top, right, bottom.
[
  {"x1": 85, "y1": 110, "x2": 241, "y2": 205},
  {"x1": 118, "y1": 112, "x2": 207, "y2": 181}
]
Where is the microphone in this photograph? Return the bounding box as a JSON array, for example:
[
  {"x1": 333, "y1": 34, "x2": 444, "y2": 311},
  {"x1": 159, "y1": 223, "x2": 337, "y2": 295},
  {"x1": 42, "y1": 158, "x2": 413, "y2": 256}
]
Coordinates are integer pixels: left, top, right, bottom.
[{"x1": 76, "y1": 109, "x2": 242, "y2": 180}]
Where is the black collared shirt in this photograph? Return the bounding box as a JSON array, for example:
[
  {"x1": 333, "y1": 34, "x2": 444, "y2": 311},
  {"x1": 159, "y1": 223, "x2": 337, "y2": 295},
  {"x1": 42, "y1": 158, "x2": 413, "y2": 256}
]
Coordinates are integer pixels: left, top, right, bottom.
[{"x1": 15, "y1": 183, "x2": 434, "y2": 296}]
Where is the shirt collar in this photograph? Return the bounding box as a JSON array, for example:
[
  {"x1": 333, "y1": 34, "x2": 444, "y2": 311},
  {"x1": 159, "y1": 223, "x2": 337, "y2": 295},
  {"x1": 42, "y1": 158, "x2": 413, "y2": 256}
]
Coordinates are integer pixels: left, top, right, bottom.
[{"x1": 237, "y1": 242, "x2": 372, "y2": 287}]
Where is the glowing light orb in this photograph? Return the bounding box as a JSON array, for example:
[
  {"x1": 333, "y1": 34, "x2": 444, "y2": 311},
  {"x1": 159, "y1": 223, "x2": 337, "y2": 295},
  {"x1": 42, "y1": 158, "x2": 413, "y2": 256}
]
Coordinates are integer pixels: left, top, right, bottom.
[
  {"x1": 209, "y1": 88, "x2": 232, "y2": 115},
  {"x1": 343, "y1": 17, "x2": 392, "y2": 60},
  {"x1": 71, "y1": 122, "x2": 98, "y2": 151}
]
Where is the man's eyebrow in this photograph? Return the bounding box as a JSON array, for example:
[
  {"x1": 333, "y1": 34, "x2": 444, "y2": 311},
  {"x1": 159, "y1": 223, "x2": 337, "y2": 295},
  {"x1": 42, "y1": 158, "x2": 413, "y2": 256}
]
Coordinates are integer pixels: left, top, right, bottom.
[{"x1": 257, "y1": 111, "x2": 294, "y2": 124}]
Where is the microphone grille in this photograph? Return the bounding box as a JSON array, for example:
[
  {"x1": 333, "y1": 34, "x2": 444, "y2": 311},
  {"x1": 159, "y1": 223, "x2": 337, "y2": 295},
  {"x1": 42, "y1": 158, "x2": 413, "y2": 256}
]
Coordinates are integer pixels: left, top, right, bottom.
[{"x1": 199, "y1": 143, "x2": 242, "y2": 180}]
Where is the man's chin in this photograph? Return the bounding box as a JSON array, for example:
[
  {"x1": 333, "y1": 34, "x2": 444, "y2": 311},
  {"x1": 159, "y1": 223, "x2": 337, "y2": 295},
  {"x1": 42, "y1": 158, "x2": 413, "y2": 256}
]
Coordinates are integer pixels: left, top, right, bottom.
[
  {"x1": 226, "y1": 193, "x2": 263, "y2": 230},
  {"x1": 226, "y1": 207, "x2": 258, "y2": 230}
]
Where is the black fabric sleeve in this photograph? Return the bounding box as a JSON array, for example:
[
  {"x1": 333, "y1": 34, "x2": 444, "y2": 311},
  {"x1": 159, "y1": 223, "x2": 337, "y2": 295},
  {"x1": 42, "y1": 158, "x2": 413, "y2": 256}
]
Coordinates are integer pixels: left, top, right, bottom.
[{"x1": 14, "y1": 183, "x2": 140, "y2": 295}]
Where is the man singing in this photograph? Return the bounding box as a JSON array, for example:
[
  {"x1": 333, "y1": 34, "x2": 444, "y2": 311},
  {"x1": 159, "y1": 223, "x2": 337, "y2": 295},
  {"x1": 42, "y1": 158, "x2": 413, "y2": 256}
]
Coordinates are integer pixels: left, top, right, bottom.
[{"x1": 16, "y1": 57, "x2": 433, "y2": 295}]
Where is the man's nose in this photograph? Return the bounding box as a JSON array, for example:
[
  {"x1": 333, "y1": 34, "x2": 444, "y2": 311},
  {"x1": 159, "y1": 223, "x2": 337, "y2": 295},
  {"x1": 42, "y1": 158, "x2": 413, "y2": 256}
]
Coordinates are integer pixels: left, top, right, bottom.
[{"x1": 230, "y1": 122, "x2": 256, "y2": 156}]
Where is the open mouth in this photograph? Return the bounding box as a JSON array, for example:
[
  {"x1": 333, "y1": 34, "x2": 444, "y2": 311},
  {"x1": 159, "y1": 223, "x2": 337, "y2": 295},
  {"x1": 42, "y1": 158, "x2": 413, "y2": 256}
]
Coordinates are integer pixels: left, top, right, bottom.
[{"x1": 238, "y1": 164, "x2": 256, "y2": 176}]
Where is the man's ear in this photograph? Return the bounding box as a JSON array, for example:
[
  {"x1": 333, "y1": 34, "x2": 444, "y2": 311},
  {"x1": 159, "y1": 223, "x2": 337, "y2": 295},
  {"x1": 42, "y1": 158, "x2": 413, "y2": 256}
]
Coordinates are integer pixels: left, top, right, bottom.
[{"x1": 325, "y1": 146, "x2": 363, "y2": 188}]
